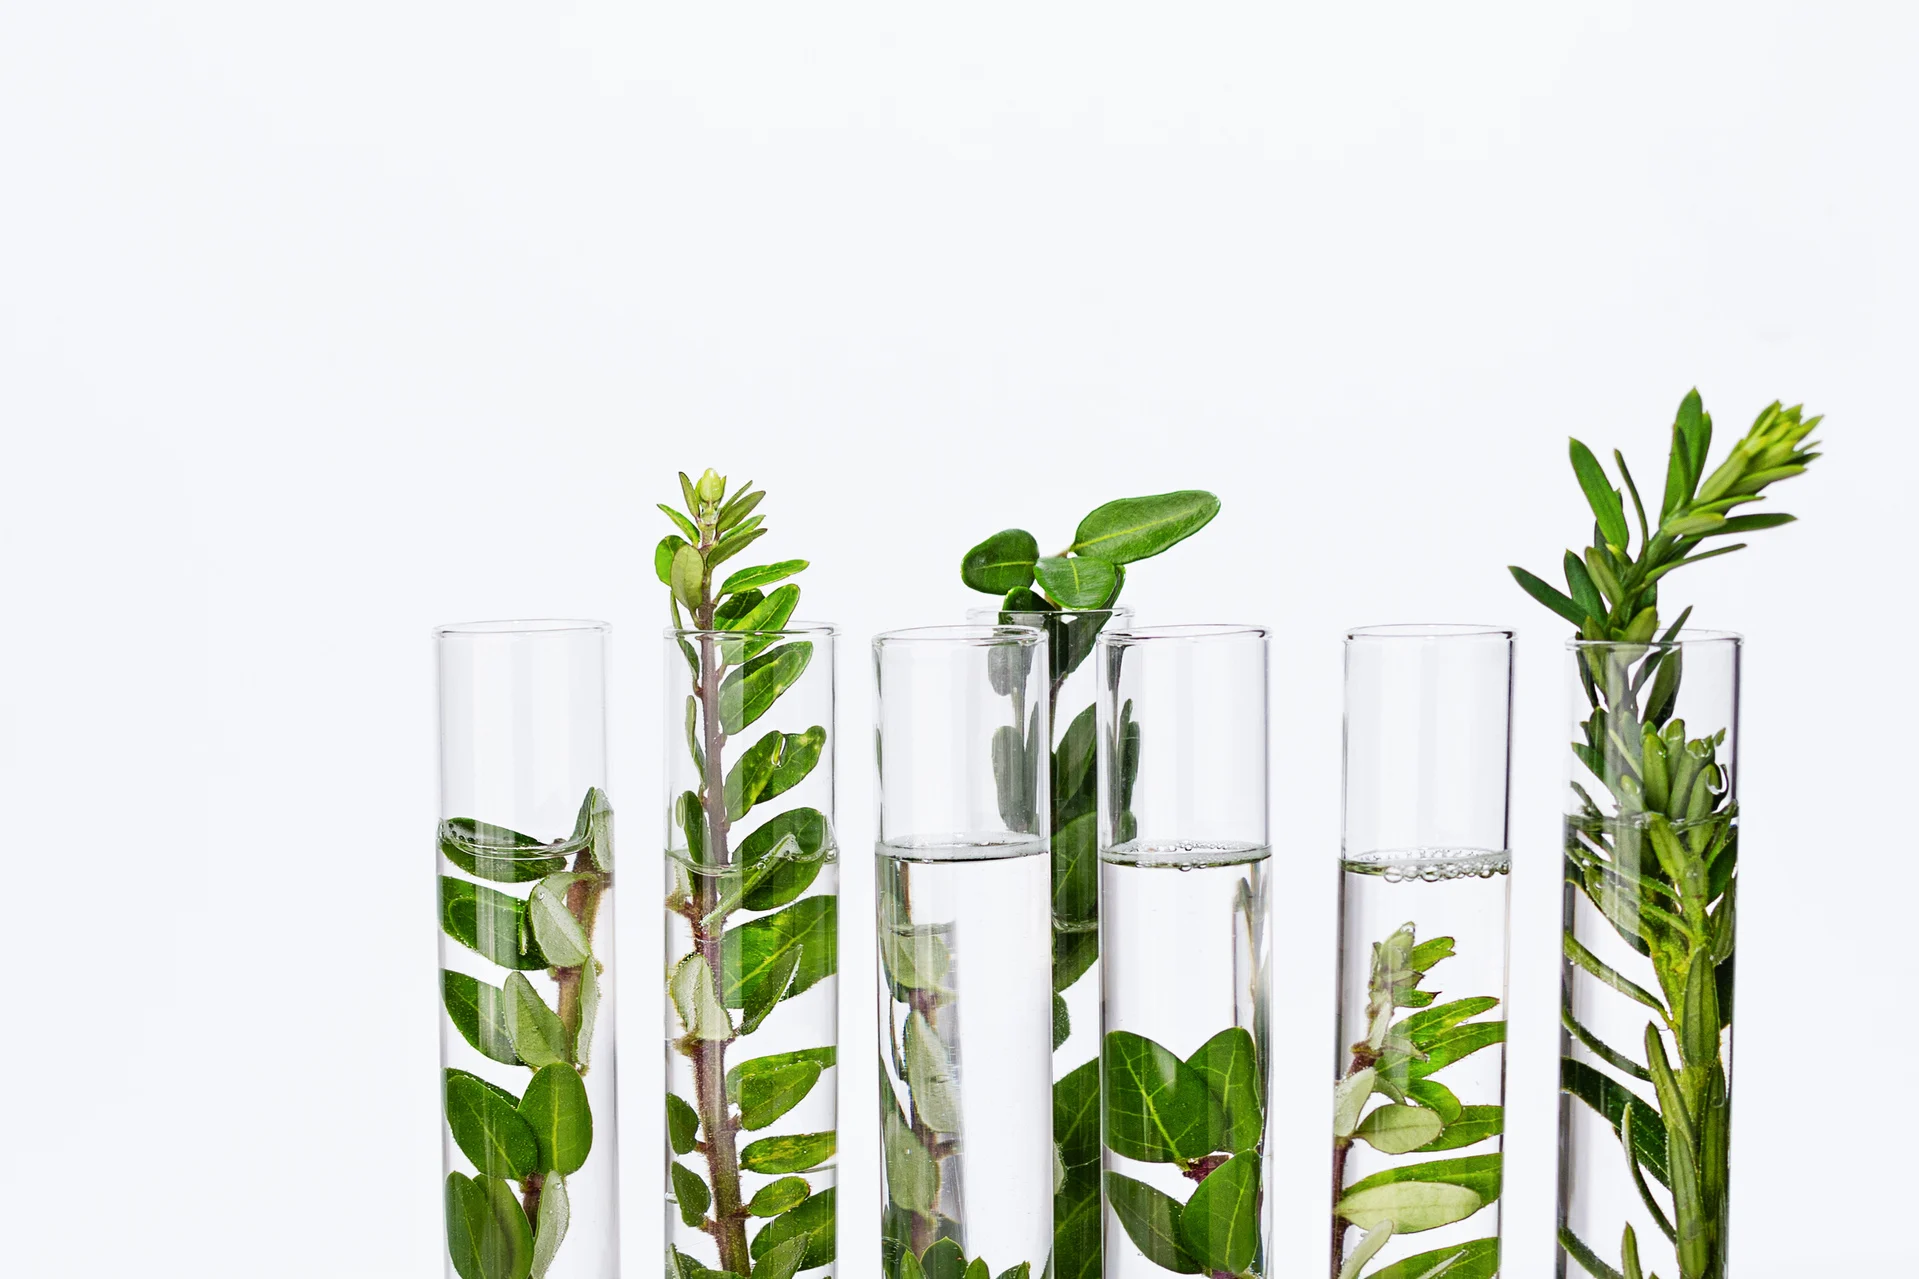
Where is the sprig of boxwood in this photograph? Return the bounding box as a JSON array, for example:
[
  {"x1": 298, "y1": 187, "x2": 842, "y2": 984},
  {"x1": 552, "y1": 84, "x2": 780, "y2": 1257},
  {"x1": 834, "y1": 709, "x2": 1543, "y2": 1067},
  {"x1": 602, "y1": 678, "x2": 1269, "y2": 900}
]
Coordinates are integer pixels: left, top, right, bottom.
[
  {"x1": 660, "y1": 471, "x2": 838, "y2": 1279},
  {"x1": 437, "y1": 787, "x2": 613, "y2": 1279}
]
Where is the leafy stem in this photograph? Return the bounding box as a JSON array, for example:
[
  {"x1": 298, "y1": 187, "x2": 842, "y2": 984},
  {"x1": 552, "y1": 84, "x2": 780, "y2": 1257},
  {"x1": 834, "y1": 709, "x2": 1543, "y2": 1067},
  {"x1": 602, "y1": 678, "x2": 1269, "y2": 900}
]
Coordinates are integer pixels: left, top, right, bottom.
[
  {"x1": 661, "y1": 471, "x2": 836, "y2": 1279},
  {"x1": 1512, "y1": 391, "x2": 1825, "y2": 1279},
  {"x1": 1330, "y1": 923, "x2": 1504, "y2": 1279}
]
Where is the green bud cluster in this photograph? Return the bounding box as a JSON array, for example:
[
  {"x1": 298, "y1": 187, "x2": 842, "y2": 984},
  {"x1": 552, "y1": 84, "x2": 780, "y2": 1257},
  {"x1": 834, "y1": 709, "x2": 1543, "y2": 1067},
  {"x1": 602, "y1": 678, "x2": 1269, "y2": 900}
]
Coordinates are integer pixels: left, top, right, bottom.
[{"x1": 655, "y1": 471, "x2": 799, "y2": 626}]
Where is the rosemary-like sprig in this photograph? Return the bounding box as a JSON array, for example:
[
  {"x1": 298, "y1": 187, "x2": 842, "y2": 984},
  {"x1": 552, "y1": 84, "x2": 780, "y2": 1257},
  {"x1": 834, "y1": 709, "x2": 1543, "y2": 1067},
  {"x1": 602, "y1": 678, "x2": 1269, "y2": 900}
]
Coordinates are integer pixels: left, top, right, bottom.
[{"x1": 1511, "y1": 391, "x2": 1823, "y2": 1279}]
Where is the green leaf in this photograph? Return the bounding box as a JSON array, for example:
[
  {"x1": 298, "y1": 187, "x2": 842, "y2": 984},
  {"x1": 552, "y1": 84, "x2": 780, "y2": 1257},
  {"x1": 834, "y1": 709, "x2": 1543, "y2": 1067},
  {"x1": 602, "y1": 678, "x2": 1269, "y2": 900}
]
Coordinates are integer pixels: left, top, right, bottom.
[
  {"x1": 1565, "y1": 934, "x2": 1668, "y2": 1017},
  {"x1": 441, "y1": 877, "x2": 548, "y2": 971},
  {"x1": 672, "y1": 1160, "x2": 711, "y2": 1229},
  {"x1": 749, "y1": 1188, "x2": 835, "y2": 1271},
  {"x1": 443, "y1": 971, "x2": 521, "y2": 1066},
  {"x1": 1053, "y1": 926, "x2": 1098, "y2": 994},
  {"x1": 761, "y1": 727, "x2": 826, "y2": 803},
  {"x1": 1054, "y1": 1057, "x2": 1102, "y2": 1197},
  {"x1": 718, "y1": 486, "x2": 764, "y2": 531},
  {"x1": 1559, "y1": 1227, "x2": 1625, "y2": 1279},
  {"x1": 528, "y1": 1169, "x2": 568, "y2": 1279},
  {"x1": 1338, "y1": 1222, "x2": 1394, "y2": 1279},
  {"x1": 1333, "y1": 1067, "x2": 1377, "y2": 1139},
  {"x1": 1356, "y1": 1104, "x2": 1447, "y2": 1154},
  {"x1": 1185, "y1": 1028, "x2": 1262, "y2": 1154},
  {"x1": 445, "y1": 1070, "x2": 539, "y2": 1180},
  {"x1": 920, "y1": 1239, "x2": 967, "y2": 1279},
  {"x1": 723, "y1": 896, "x2": 837, "y2": 1009},
  {"x1": 1416, "y1": 1104, "x2": 1502, "y2": 1153},
  {"x1": 1563, "y1": 551, "x2": 1606, "y2": 625},
  {"x1": 676, "y1": 791, "x2": 707, "y2": 865},
  {"x1": 526, "y1": 875, "x2": 592, "y2": 969},
  {"x1": 1338, "y1": 1153, "x2": 1503, "y2": 1204},
  {"x1": 1570, "y1": 439, "x2": 1630, "y2": 549},
  {"x1": 720, "y1": 642, "x2": 814, "y2": 734},
  {"x1": 440, "y1": 819, "x2": 566, "y2": 884},
  {"x1": 518, "y1": 1063, "x2": 592, "y2": 1175},
  {"x1": 1051, "y1": 812, "x2": 1098, "y2": 929},
  {"x1": 446, "y1": 1173, "x2": 535, "y2": 1279},
  {"x1": 963, "y1": 1260, "x2": 988, "y2": 1279},
  {"x1": 748, "y1": 1177, "x2": 812, "y2": 1219},
  {"x1": 1510, "y1": 566, "x2": 1587, "y2": 628},
  {"x1": 672, "y1": 543, "x2": 705, "y2": 611},
  {"x1": 1336, "y1": 1180, "x2": 1483, "y2": 1234},
  {"x1": 882, "y1": 1103, "x2": 940, "y2": 1213},
  {"x1": 1403, "y1": 1079, "x2": 1461, "y2": 1125},
  {"x1": 1560, "y1": 1058, "x2": 1668, "y2": 1187},
  {"x1": 1360, "y1": 1237, "x2": 1501, "y2": 1279},
  {"x1": 1070, "y1": 491, "x2": 1220, "y2": 564},
  {"x1": 670, "y1": 953, "x2": 734, "y2": 1042},
  {"x1": 1034, "y1": 555, "x2": 1118, "y2": 609},
  {"x1": 905, "y1": 1010, "x2": 963, "y2": 1131},
  {"x1": 666, "y1": 1094, "x2": 700, "y2": 1156},
  {"x1": 961, "y1": 529, "x2": 1041, "y2": 593},
  {"x1": 751, "y1": 1236, "x2": 810, "y2": 1279},
  {"x1": 1054, "y1": 704, "x2": 1098, "y2": 820},
  {"x1": 569, "y1": 786, "x2": 614, "y2": 872},
  {"x1": 717, "y1": 585, "x2": 802, "y2": 663},
  {"x1": 576, "y1": 955, "x2": 602, "y2": 1069},
  {"x1": 656, "y1": 535, "x2": 688, "y2": 586},
  {"x1": 739, "y1": 1060, "x2": 823, "y2": 1130},
  {"x1": 994, "y1": 1266, "x2": 1032, "y2": 1279},
  {"x1": 725, "y1": 732, "x2": 784, "y2": 821},
  {"x1": 499, "y1": 972, "x2": 570, "y2": 1067},
  {"x1": 1402, "y1": 1020, "x2": 1506, "y2": 1080},
  {"x1": 740, "y1": 1131, "x2": 835, "y2": 1174},
  {"x1": 1052, "y1": 1185, "x2": 1101, "y2": 1279},
  {"x1": 1407, "y1": 935, "x2": 1455, "y2": 972},
  {"x1": 738, "y1": 942, "x2": 801, "y2": 1036},
  {"x1": 720, "y1": 560, "x2": 809, "y2": 596},
  {"x1": 659, "y1": 502, "x2": 700, "y2": 542},
  {"x1": 728, "y1": 1047, "x2": 837, "y2": 1101},
  {"x1": 1053, "y1": 993, "x2": 1070, "y2": 1051},
  {"x1": 707, "y1": 526, "x2": 766, "y2": 569},
  {"x1": 735, "y1": 807, "x2": 830, "y2": 912},
  {"x1": 1103, "y1": 1172, "x2": 1203, "y2": 1273},
  {"x1": 1179, "y1": 1151, "x2": 1259, "y2": 1273},
  {"x1": 1102, "y1": 1029, "x2": 1223, "y2": 1164}
]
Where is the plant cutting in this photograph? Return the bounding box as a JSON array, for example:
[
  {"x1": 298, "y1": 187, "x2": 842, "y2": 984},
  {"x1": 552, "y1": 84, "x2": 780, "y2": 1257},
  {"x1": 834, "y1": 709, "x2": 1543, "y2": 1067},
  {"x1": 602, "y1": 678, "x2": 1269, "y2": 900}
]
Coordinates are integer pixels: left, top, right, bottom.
[
  {"x1": 960, "y1": 491, "x2": 1220, "y2": 1279},
  {"x1": 1329, "y1": 924, "x2": 1505, "y2": 1279},
  {"x1": 439, "y1": 787, "x2": 613, "y2": 1279},
  {"x1": 1509, "y1": 392, "x2": 1823, "y2": 1279},
  {"x1": 660, "y1": 471, "x2": 839, "y2": 1279}
]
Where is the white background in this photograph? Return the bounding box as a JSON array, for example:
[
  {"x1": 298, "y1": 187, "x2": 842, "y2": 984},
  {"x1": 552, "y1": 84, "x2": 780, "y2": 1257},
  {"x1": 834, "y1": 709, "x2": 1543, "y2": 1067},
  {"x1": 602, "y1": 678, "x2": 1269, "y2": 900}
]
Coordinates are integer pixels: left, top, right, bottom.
[{"x1": 3, "y1": 3, "x2": 1912, "y2": 1275}]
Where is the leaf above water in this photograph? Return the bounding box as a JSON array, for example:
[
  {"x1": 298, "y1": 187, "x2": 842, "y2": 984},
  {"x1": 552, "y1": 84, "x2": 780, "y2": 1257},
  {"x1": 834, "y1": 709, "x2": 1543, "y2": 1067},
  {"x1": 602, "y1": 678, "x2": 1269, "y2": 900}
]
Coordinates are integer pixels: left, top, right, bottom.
[{"x1": 1069, "y1": 491, "x2": 1220, "y2": 564}]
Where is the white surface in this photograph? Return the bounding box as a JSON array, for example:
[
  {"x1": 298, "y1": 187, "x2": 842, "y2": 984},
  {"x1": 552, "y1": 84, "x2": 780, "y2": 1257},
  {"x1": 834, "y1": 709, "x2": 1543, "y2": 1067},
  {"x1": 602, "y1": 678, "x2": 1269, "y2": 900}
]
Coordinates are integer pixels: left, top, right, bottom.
[{"x1": 2, "y1": 3, "x2": 1912, "y2": 1275}]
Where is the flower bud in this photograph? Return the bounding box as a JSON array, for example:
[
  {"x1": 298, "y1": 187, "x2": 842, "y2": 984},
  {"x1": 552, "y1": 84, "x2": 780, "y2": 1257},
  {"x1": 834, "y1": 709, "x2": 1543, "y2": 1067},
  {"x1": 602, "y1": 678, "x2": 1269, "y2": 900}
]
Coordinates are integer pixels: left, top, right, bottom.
[{"x1": 697, "y1": 469, "x2": 727, "y2": 504}]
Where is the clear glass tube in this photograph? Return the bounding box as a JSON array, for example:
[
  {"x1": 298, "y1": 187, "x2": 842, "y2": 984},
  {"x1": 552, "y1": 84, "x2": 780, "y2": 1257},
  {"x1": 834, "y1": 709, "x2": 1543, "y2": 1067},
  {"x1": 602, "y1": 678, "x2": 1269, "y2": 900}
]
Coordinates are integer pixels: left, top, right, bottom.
[
  {"x1": 664, "y1": 624, "x2": 840, "y2": 1279},
  {"x1": 967, "y1": 604, "x2": 1133, "y2": 1275},
  {"x1": 435, "y1": 619, "x2": 620, "y2": 1279},
  {"x1": 872, "y1": 624, "x2": 1055, "y2": 1279},
  {"x1": 1332, "y1": 625, "x2": 1513, "y2": 1279},
  {"x1": 1556, "y1": 633, "x2": 1740, "y2": 1279},
  {"x1": 1097, "y1": 624, "x2": 1271, "y2": 1279}
]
